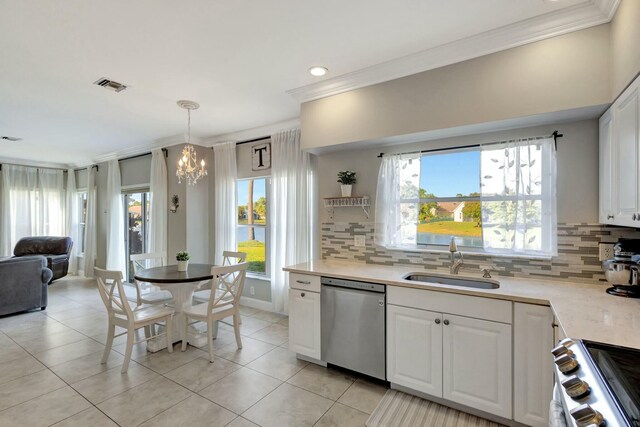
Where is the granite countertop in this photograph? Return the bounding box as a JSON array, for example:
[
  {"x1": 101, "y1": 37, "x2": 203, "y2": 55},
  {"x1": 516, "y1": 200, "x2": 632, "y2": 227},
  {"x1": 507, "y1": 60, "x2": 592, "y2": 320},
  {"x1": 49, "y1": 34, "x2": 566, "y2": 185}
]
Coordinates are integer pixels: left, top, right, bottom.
[{"x1": 284, "y1": 259, "x2": 640, "y2": 349}]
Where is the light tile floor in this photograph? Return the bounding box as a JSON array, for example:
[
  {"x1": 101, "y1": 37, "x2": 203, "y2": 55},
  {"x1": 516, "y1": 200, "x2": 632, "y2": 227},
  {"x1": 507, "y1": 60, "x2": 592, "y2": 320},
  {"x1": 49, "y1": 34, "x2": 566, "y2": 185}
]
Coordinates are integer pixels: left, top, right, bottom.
[{"x1": 0, "y1": 277, "x2": 387, "y2": 426}]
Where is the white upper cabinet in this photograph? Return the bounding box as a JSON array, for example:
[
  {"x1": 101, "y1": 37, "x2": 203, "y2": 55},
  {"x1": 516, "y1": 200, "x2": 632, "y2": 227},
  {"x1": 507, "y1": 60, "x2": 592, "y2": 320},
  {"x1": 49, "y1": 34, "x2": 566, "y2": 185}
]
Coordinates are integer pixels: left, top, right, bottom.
[
  {"x1": 600, "y1": 74, "x2": 640, "y2": 227},
  {"x1": 599, "y1": 109, "x2": 615, "y2": 223}
]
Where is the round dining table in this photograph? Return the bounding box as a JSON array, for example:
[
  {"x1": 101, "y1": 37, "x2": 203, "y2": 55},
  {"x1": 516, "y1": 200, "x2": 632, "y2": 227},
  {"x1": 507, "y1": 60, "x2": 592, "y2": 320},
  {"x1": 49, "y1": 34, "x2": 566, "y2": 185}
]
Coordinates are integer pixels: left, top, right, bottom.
[{"x1": 134, "y1": 263, "x2": 218, "y2": 352}]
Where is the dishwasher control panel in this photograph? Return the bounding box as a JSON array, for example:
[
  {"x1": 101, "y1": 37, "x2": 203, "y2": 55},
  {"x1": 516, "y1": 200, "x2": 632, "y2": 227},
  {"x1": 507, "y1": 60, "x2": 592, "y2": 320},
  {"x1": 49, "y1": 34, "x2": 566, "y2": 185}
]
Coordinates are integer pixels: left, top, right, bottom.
[{"x1": 321, "y1": 277, "x2": 386, "y2": 293}]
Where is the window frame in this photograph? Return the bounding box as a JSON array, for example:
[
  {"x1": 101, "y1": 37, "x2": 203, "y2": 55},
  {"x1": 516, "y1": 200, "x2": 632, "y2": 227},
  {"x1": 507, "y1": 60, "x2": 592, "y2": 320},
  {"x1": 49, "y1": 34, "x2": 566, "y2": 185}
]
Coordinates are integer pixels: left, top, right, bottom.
[
  {"x1": 122, "y1": 189, "x2": 150, "y2": 282},
  {"x1": 236, "y1": 176, "x2": 271, "y2": 278},
  {"x1": 398, "y1": 145, "x2": 550, "y2": 256},
  {"x1": 77, "y1": 191, "x2": 88, "y2": 256}
]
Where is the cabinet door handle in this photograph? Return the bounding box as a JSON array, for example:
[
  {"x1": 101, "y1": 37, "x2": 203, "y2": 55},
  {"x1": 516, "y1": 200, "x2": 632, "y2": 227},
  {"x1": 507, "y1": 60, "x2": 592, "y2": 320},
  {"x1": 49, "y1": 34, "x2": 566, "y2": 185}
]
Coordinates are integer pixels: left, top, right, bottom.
[
  {"x1": 300, "y1": 292, "x2": 306, "y2": 297},
  {"x1": 443, "y1": 319, "x2": 450, "y2": 326},
  {"x1": 607, "y1": 215, "x2": 614, "y2": 219},
  {"x1": 435, "y1": 318, "x2": 441, "y2": 324},
  {"x1": 296, "y1": 280, "x2": 311, "y2": 285}
]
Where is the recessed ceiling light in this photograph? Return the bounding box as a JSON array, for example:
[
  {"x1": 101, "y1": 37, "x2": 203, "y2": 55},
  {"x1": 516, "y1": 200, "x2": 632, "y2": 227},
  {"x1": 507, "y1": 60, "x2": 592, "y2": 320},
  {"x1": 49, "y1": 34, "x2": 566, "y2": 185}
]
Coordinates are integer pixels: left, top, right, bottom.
[{"x1": 308, "y1": 66, "x2": 328, "y2": 77}]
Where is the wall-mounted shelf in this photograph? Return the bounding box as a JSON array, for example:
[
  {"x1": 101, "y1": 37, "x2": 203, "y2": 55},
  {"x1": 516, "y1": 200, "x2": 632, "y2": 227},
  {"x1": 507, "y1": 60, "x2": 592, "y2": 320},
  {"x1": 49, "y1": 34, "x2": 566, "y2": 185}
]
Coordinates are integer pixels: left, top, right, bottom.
[{"x1": 323, "y1": 196, "x2": 370, "y2": 220}]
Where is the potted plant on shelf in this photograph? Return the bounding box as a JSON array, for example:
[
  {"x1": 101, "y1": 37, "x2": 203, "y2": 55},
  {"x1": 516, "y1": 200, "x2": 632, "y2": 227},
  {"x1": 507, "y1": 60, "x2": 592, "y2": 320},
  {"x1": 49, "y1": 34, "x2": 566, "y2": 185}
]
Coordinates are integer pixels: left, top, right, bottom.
[
  {"x1": 337, "y1": 170, "x2": 357, "y2": 197},
  {"x1": 176, "y1": 251, "x2": 190, "y2": 272}
]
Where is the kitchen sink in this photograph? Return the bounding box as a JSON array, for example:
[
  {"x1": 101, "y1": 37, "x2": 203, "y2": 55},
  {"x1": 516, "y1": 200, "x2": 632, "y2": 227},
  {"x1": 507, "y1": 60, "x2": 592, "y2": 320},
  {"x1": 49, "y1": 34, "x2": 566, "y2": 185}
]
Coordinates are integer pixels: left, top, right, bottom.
[{"x1": 403, "y1": 273, "x2": 500, "y2": 289}]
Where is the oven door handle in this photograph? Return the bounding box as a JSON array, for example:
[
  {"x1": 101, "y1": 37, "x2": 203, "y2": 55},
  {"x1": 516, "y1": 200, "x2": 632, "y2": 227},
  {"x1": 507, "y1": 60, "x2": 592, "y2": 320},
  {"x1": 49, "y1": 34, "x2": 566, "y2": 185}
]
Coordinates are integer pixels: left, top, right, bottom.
[{"x1": 549, "y1": 385, "x2": 568, "y2": 427}]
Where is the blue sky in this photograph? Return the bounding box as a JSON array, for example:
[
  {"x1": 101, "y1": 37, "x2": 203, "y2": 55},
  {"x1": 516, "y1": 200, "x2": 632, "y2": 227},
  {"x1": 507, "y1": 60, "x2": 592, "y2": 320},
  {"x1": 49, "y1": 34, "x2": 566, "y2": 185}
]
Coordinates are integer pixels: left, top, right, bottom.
[
  {"x1": 420, "y1": 150, "x2": 480, "y2": 197},
  {"x1": 237, "y1": 178, "x2": 266, "y2": 206}
]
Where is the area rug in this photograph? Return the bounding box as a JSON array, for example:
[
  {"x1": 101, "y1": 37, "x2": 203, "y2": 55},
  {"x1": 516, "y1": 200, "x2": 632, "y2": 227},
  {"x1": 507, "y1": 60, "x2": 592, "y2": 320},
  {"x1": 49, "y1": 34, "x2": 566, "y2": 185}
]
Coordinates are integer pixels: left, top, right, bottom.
[{"x1": 366, "y1": 390, "x2": 506, "y2": 427}]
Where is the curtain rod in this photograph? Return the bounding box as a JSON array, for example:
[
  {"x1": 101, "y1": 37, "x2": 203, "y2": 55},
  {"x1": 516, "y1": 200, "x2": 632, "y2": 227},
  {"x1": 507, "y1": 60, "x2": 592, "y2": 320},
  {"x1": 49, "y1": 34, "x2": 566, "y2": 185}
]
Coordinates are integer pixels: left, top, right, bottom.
[
  {"x1": 0, "y1": 162, "x2": 71, "y2": 172},
  {"x1": 376, "y1": 131, "x2": 563, "y2": 158},
  {"x1": 236, "y1": 136, "x2": 270, "y2": 146},
  {"x1": 118, "y1": 148, "x2": 168, "y2": 162}
]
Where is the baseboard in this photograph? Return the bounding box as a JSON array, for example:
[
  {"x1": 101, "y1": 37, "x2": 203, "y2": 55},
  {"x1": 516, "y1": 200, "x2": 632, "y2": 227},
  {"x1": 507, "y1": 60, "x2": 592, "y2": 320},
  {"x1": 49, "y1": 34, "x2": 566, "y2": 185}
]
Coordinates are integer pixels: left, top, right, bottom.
[
  {"x1": 296, "y1": 354, "x2": 327, "y2": 367},
  {"x1": 239, "y1": 296, "x2": 274, "y2": 312}
]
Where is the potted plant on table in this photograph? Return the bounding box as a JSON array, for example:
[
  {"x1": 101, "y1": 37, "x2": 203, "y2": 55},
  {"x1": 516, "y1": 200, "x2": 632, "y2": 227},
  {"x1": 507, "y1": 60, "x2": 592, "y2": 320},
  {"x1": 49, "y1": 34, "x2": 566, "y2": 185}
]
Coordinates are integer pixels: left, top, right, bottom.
[
  {"x1": 176, "y1": 251, "x2": 190, "y2": 272},
  {"x1": 337, "y1": 170, "x2": 357, "y2": 197}
]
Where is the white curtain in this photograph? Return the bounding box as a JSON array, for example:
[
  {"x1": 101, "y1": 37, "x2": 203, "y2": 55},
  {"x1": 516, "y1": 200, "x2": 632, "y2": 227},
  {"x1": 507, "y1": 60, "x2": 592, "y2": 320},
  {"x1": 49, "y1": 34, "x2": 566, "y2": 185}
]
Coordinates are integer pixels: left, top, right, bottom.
[
  {"x1": 106, "y1": 160, "x2": 126, "y2": 276},
  {"x1": 149, "y1": 150, "x2": 167, "y2": 264},
  {"x1": 83, "y1": 166, "x2": 98, "y2": 277},
  {"x1": 65, "y1": 169, "x2": 80, "y2": 274},
  {"x1": 38, "y1": 169, "x2": 64, "y2": 236},
  {"x1": 374, "y1": 153, "x2": 421, "y2": 248},
  {"x1": 213, "y1": 142, "x2": 237, "y2": 264},
  {"x1": 0, "y1": 165, "x2": 38, "y2": 256},
  {"x1": 270, "y1": 129, "x2": 314, "y2": 314},
  {"x1": 480, "y1": 137, "x2": 557, "y2": 256}
]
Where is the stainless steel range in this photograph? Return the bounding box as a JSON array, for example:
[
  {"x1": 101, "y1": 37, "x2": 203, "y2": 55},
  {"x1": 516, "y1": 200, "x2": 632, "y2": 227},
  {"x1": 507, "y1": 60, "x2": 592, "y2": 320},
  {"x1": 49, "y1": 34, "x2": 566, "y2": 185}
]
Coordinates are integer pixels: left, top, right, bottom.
[{"x1": 550, "y1": 338, "x2": 640, "y2": 426}]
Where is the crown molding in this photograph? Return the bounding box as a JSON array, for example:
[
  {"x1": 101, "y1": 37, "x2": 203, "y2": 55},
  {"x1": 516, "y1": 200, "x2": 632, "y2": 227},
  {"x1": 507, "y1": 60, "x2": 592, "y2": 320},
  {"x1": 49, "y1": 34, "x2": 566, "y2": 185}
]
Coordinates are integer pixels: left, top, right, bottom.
[
  {"x1": 287, "y1": 0, "x2": 620, "y2": 103},
  {"x1": 202, "y1": 117, "x2": 300, "y2": 147},
  {"x1": 87, "y1": 117, "x2": 301, "y2": 166},
  {"x1": 90, "y1": 134, "x2": 203, "y2": 165},
  {"x1": 0, "y1": 156, "x2": 73, "y2": 170}
]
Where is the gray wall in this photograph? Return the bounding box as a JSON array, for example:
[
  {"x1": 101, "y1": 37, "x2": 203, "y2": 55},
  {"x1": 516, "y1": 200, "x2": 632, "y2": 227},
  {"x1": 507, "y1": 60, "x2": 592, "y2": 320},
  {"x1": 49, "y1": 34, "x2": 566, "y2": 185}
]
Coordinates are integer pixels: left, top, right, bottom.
[
  {"x1": 316, "y1": 119, "x2": 600, "y2": 225},
  {"x1": 301, "y1": 25, "x2": 610, "y2": 151},
  {"x1": 611, "y1": 0, "x2": 640, "y2": 98}
]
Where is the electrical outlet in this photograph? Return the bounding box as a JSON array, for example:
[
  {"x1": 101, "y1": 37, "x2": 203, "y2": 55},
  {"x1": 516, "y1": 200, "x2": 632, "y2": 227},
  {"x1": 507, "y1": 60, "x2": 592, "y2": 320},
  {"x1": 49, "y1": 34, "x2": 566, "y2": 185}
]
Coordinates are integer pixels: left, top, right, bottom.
[
  {"x1": 250, "y1": 286, "x2": 255, "y2": 296},
  {"x1": 354, "y1": 235, "x2": 366, "y2": 247},
  {"x1": 598, "y1": 242, "x2": 615, "y2": 262}
]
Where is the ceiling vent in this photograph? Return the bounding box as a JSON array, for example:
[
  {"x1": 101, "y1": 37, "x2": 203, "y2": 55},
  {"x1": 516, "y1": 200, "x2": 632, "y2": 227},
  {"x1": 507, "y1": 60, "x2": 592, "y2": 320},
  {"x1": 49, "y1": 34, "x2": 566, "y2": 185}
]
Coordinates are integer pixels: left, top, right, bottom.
[
  {"x1": 93, "y1": 77, "x2": 127, "y2": 93},
  {"x1": 1, "y1": 136, "x2": 22, "y2": 142}
]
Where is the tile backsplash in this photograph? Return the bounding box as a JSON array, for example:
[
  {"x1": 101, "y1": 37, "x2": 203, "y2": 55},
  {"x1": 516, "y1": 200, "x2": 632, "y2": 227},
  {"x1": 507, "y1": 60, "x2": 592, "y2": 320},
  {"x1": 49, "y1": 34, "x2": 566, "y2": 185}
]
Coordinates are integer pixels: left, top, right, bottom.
[{"x1": 321, "y1": 222, "x2": 640, "y2": 284}]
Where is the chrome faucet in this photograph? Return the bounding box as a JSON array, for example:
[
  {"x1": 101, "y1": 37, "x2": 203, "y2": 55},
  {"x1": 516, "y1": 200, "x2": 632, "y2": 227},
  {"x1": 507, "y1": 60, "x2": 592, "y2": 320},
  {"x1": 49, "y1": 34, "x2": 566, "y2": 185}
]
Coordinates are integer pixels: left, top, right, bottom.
[{"x1": 449, "y1": 237, "x2": 464, "y2": 274}]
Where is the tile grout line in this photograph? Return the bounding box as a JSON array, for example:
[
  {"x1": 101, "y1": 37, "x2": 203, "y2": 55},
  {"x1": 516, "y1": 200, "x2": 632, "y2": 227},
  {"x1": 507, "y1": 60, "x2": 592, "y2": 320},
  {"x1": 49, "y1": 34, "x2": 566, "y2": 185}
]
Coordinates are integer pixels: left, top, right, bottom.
[{"x1": 0, "y1": 326, "x2": 122, "y2": 427}]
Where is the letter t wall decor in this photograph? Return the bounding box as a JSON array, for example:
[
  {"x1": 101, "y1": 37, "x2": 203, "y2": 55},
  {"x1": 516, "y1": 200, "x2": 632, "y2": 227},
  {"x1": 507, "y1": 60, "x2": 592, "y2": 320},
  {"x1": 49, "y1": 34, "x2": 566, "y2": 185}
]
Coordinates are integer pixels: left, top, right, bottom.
[{"x1": 252, "y1": 142, "x2": 271, "y2": 171}]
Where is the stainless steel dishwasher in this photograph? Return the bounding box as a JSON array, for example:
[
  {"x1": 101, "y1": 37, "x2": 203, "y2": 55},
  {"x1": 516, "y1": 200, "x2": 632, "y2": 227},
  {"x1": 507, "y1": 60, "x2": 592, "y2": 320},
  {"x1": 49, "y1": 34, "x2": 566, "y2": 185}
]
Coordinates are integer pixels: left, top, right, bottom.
[{"x1": 321, "y1": 277, "x2": 386, "y2": 380}]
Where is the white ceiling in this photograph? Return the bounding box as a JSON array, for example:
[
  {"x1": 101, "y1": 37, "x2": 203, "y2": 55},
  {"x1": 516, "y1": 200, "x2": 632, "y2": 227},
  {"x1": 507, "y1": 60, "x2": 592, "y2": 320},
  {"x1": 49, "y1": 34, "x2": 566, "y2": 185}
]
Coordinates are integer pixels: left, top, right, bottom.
[{"x1": 0, "y1": 0, "x2": 607, "y2": 167}]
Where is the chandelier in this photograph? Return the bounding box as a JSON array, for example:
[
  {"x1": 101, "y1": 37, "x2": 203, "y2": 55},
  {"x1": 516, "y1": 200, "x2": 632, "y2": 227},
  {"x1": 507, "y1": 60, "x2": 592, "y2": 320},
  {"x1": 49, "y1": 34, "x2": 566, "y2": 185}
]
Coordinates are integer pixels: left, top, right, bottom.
[{"x1": 176, "y1": 100, "x2": 207, "y2": 186}]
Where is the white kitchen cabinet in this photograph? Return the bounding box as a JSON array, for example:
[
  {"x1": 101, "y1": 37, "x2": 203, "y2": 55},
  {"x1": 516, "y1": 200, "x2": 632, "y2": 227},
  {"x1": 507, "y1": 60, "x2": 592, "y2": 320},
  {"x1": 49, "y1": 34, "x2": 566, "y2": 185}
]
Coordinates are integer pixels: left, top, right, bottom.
[
  {"x1": 387, "y1": 300, "x2": 512, "y2": 419},
  {"x1": 387, "y1": 304, "x2": 443, "y2": 396},
  {"x1": 513, "y1": 303, "x2": 554, "y2": 427},
  {"x1": 599, "y1": 109, "x2": 615, "y2": 223},
  {"x1": 600, "y1": 74, "x2": 640, "y2": 227},
  {"x1": 288, "y1": 288, "x2": 321, "y2": 360},
  {"x1": 442, "y1": 314, "x2": 512, "y2": 419}
]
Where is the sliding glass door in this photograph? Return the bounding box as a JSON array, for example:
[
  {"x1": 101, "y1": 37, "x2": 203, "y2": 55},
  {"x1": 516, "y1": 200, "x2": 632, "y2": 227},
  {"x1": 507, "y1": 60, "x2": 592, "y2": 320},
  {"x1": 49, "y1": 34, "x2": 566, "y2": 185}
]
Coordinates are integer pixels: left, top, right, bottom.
[{"x1": 123, "y1": 191, "x2": 150, "y2": 282}]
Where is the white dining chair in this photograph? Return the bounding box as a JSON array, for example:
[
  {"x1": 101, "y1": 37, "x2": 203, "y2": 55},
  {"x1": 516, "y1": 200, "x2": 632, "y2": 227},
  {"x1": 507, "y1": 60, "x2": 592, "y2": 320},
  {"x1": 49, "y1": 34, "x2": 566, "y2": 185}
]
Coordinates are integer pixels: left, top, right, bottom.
[
  {"x1": 182, "y1": 262, "x2": 248, "y2": 362},
  {"x1": 129, "y1": 252, "x2": 173, "y2": 306},
  {"x1": 95, "y1": 267, "x2": 174, "y2": 373},
  {"x1": 192, "y1": 251, "x2": 247, "y2": 303}
]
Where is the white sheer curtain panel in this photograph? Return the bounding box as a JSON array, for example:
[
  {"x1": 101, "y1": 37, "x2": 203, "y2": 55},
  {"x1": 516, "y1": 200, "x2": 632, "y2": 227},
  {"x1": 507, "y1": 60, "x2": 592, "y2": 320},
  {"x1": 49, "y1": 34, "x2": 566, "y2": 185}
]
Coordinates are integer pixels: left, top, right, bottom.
[
  {"x1": 480, "y1": 137, "x2": 557, "y2": 257},
  {"x1": 64, "y1": 169, "x2": 80, "y2": 274},
  {"x1": 149, "y1": 150, "x2": 168, "y2": 265},
  {"x1": 106, "y1": 160, "x2": 126, "y2": 276},
  {"x1": 38, "y1": 168, "x2": 64, "y2": 236},
  {"x1": 374, "y1": 153, "x2": 421, "y2": 248},
  {"x1": 270, "y1": 129, "x2": 314, "y2": 314},
  {"x1": 213, "y1": 142, "x2": 238, "y2": 264},
  {"x1": 83, "y1": 166, "x2": 98, "y2": 277},
  {"x1": 0, "y1": 165, "x2": 38, "y2": 256}
]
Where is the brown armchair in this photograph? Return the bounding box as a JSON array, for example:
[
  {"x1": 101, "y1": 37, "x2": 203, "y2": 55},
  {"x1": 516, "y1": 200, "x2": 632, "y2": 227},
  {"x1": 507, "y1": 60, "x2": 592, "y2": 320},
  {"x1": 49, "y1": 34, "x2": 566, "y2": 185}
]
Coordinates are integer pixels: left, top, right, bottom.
[{"x1": 13, "y1": 236, "x2": 73, "y2": 283}]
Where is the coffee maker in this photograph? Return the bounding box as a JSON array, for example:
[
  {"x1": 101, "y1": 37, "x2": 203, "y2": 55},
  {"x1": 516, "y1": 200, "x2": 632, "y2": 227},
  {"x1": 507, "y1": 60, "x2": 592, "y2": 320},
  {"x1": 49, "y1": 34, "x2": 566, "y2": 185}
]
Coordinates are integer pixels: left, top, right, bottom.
[{"x1": 602, "y1": 238, "x2": 640, "y2": 298}]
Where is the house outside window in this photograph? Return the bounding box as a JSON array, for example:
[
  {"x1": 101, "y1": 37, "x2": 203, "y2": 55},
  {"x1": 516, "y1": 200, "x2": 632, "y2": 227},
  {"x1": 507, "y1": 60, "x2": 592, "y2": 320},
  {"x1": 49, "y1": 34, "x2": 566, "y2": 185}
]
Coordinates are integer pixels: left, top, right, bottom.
[
  {"x1": 378, "y1": 138, "x2": 557, "y2": 257},
  {"x1": 418, "y1": 149, "x2": 483, "y2": 248},
  {"x1": 237, "y1": 177, "x2": 270, "y2": 276}
]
